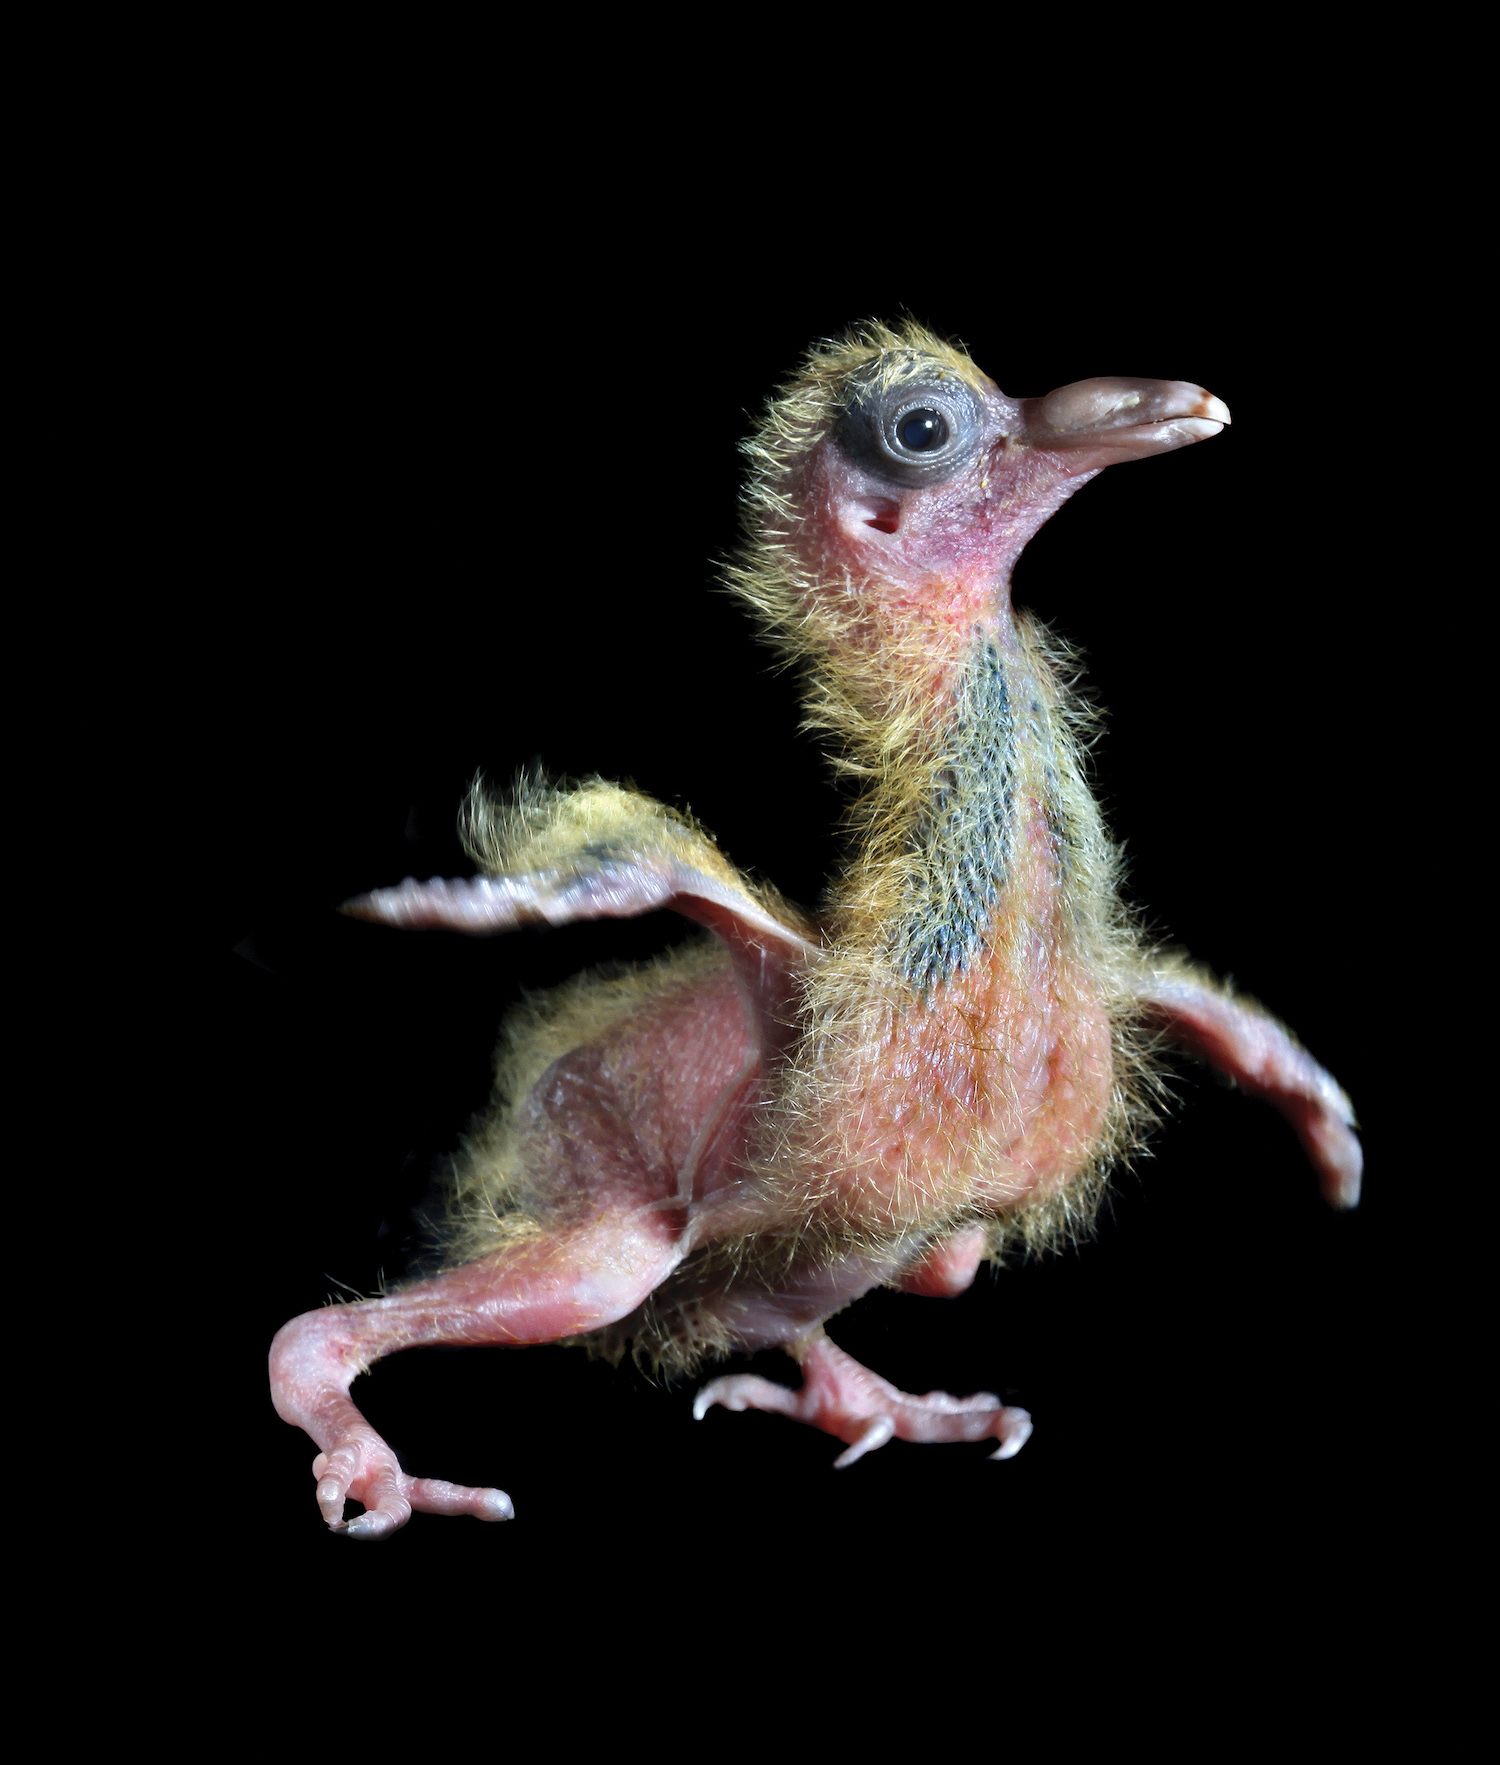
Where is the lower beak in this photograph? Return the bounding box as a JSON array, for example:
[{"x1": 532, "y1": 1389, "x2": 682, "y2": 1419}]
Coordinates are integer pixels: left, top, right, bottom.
[{"x1": 1020, "y1": 377, "x2": 1230, "y2": 474}]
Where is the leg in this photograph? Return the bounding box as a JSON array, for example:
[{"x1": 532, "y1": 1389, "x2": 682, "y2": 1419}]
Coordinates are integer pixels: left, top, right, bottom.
[
  {"x1": 1138, "y1": 962, "x2": 1361, "y2": 1207},
  {"x1": 694, "y1": 1331, "x2": 1033, "y2": 1466},
  {"x1": 271, "y1": 1213, "x2": 683, "y2": 1539}
]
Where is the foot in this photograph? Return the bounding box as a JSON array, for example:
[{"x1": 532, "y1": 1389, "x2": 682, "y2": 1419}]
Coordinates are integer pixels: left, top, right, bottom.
[
  {"x1": 309, "y1": 1425, "x2": 514, "y2": 1540},
  {"x1": 271, "y1": 1307, "x2": 513, "y2": 1540},
  {"x1": 694, "y1": 1332, "x2": 1032, "y2": 1467}
]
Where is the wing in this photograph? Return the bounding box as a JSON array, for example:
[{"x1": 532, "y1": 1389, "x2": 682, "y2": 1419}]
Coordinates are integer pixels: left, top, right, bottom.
[{"x1": 345, "y1": 776, "x2": 819, "y2": 1037}]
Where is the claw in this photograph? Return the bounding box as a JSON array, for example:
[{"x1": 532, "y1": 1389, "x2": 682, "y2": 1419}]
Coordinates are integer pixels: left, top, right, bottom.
[
  {"x1": 988, "y1": 1408, "x2": 1033, "y2": 1460},
  {"x1": 833, "y1": 1417, "x2": 896, "y2": 1468},
  {"x1": 344, "y1": 1509, "x2": 404, "y2": 1542}
]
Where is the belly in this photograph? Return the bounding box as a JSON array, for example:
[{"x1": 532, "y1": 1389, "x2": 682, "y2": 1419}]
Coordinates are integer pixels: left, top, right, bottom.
[{"x1": 827, "y1": 963, "x2": 1111, "y2": 1223}]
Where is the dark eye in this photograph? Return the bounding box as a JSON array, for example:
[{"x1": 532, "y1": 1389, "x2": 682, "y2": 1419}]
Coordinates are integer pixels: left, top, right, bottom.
[{"x1": 896, "y1": 409, "x2": 949, "y2": 452}]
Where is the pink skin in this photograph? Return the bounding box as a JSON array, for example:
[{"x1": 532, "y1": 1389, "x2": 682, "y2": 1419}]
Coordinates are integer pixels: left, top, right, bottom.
[
  {"x1": 893, "y1": 1226, "x2": 989, "y2": 1298},
  {"x1": 348, "y1": 858, "x2": 816, "y2": 1040},
  {"x1": 272, "y1": 1219, "x2": 688, "y2": 1538},
  {"x1": 270, "y1": 359, "x2": 1360, "y2": 1536},
  {"x1": 273, "y1": 848, "x2": 900, "y2": 1536},
  {"x1": 1139, "y1": 974, "x2": 1361, "y2": 1208}
]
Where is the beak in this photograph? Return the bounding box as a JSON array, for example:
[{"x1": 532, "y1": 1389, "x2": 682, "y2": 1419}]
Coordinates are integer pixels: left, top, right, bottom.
[{"x1": 1020, "y1": 377, "x2": 1230, "y2": 475}]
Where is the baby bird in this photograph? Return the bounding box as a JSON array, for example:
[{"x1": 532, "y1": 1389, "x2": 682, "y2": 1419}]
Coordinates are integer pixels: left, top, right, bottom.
[{"x1": 270, "y1": 321, "x2": 1361, "y2": 1538}]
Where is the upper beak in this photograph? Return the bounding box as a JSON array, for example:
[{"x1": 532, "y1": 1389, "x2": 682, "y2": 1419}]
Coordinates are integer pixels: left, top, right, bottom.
[{"x1": 1019, "y1": 377, "x2": 1230, "y2": 474}]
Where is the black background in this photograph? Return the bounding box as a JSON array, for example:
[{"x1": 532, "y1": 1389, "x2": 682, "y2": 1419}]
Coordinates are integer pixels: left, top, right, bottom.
[{"x1": 210, "y1": 191, "x2": 1388, "y2": 1600}]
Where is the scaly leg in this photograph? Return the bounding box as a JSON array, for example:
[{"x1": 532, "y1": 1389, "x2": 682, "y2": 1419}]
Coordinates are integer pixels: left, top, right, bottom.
[
  {"x1": 694, "y1": 1331, "x2": 1033, "y2": 1467},
  {"x1": 271, "y1": 1214, "x2": 684, "y2": 1539},
  {"x1": 1138, "y1": 963, "x2": 1361, "y2": 1207}
]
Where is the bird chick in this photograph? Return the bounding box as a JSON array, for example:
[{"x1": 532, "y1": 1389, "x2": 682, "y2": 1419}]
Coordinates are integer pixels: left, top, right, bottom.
[{"x1": 270, "y1": 321, "x2": 1361, "y2": 1538}]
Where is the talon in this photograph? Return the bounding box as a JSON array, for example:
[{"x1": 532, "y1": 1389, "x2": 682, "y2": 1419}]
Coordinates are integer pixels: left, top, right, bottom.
[
  {"x1": 989, "y1": 1408, "x2": 1033, "y2": 1460},
  {"x1": 345, "y1": 1510, "x2": 403, "y2": 1541},
  {"x1": 833, "y1": 1417, "x2": 896, "y2": 1468}
]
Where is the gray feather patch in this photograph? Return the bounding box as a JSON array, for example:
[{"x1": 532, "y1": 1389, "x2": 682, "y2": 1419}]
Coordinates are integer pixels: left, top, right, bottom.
[{"x1": 897, "y1": 634, "x2": 1016, "y2": 993}]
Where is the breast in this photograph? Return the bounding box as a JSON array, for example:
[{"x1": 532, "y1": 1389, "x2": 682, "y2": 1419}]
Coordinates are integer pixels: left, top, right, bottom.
[{"x1": 782, "y1": 788, "x2": 1112, "y2": 1237}]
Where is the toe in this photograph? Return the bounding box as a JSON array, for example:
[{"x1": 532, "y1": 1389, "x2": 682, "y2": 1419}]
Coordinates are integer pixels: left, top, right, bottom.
[
  {"x1": 314, "y1": 1442, "x2": 363, "y2": 1526},
  {"x1": 406, "y1": 1477, "x2": 515, "y2": 1521}
]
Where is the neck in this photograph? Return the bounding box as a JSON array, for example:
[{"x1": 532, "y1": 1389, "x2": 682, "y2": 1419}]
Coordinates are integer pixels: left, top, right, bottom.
[
  {"x1": 730, "y1": 492, "x2": 1103, "y2": 995},
  {"x1": 796, "y1": 566, "x2": 1023, "y2": 743},
  {"x1": 788, "y1": 574, "x2": 1069, "y2": 989}
]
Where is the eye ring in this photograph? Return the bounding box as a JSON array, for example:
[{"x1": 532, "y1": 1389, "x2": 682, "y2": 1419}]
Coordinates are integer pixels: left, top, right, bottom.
[{"x1": 835, "y1": 376, "x2": 985, "y2": 485}]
